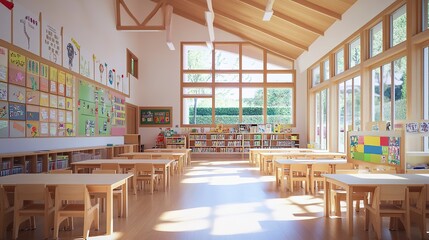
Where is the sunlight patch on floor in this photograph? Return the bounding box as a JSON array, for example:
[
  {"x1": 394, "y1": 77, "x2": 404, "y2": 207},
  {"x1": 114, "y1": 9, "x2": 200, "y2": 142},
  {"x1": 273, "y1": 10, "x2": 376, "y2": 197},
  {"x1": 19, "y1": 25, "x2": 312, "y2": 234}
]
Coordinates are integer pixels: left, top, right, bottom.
[
  {"x1": 211, "y1": 213, "x2": 264, "y2": 235},
  {"x1": 159, "y1": 207, "x2": 212, "y2": 221},
  {"x1": 154, "y1": 207, "x2": 212, "y2": 232}
]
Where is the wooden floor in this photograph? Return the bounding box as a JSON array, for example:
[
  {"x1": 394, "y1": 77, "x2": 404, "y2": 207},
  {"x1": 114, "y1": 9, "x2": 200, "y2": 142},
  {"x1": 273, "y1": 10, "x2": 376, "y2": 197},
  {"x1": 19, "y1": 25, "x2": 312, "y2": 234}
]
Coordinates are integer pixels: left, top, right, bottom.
[{"x1": 9, "y1": 158, "x2": 424, "y2": 240}]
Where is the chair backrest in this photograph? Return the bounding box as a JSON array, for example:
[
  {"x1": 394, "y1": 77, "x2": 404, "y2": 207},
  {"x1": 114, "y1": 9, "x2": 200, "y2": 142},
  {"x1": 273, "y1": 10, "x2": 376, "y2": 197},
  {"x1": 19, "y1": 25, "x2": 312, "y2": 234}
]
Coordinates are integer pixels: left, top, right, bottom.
[
  {"x1": 49, "y1": 169, "x2": 72, "y2": 174},
  {"x1": 100, "y1": 163, "x2": 121, "y2": 172},
  {"x1": 55, "y1": 185, "x2": 91, "y2": 208},
  {"x1": 290, "y1": 164, "x2": 308, "y2": 174},
  {"x1": 335, "y1": 163, "x2": 354, "y2": 170},
  {"x1": 92, "y1": 169, "x2": 116, "y2": 174},
  {"x1": 134, "y1": 163, "x2": 154, "y2": 174},
  {"x1": 311, "y1": 164, "x2": 331, "y2": 174},
  {"x1": 371, "y1": 185, "x2": 408, "y2": 210},
  {"x1": 14, "y1": 184, "x2": 52, "y2": 209},
  {"x1": 0, "y1": 186, "x2": 11, "y2": 211}
]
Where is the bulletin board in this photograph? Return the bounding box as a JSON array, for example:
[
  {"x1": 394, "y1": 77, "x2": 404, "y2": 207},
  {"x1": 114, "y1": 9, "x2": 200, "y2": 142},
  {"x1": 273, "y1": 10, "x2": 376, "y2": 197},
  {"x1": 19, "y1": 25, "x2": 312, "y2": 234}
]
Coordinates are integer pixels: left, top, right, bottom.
[
  {"x1": 348, "y1": 130, "x2": 405, "y2": 171},
  {"x1": 139, "y1": 107, "x2": 172, "y2": 127}
]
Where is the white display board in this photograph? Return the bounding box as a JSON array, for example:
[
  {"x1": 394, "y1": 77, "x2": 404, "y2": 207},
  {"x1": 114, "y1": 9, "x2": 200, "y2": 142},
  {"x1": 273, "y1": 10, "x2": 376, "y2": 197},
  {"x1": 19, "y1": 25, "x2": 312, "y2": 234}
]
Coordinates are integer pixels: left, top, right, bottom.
[
  {"x1": 42, "y1": 20, "x2": 61, "y2": 65},
  {"x1": 0, "y1": 4, "x2": 11, "y2": 42},
  {"x1": 13, "y1": 3, "x2": 40, "y2": 55}
]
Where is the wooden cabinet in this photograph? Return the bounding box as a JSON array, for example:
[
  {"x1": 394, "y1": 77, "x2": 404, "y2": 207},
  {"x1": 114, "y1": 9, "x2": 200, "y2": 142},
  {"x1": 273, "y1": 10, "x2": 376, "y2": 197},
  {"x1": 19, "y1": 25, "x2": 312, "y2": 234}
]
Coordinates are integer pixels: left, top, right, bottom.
[
  {"x1": 124, "y1": 134, "x2": 141, "y2": 152},
  {"x1": 165, "y1": 136, "x2": 187, "y2": 149},
  {"x1": 188, "y1": 133, "x2": 299, "y2": 154}
]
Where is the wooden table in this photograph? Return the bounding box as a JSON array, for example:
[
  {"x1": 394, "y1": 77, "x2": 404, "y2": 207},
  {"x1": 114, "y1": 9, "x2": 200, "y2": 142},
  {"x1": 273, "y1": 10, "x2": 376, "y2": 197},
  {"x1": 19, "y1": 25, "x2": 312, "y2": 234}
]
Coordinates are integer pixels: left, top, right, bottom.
[
  {"x1": 0, "y1": 173, "x2": 132, "y2": 236},
  {"x1": 274, "y1": 159, "x2": 347, "y2": 192},
  {"x1": 260, "y1": 152, "x2": 346, "y2": 175},
  {"x1": 145, "y1": 148, "x2": 192, "y2": 166},
  {"x1": 119, "y1": 152, "x2": 186, "y2": 174},
  {"x1": 71, "y1": 159, "x2": 174, "y2": 192},
  {"x1": 248, "y1": 148, "x2": 316, "y2": 165},
  {"x1": 323, "y1": 173, "x2": 429, "y2": 236}
]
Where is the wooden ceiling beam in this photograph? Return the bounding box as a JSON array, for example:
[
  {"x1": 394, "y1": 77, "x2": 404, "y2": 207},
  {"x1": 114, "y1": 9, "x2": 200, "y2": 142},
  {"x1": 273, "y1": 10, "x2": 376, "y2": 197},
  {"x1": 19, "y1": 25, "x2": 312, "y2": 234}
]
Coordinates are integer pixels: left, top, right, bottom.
[
  {"x1": 141, "y1": 1, "x2": 164, "y2": 26},
  {"x1": 292, "y1": 0, "x2": 342, "y2": 20},
  {"x1": 117, "y1": 0, "x2": 167, "y2": 31},
  {"x1": 184, "y1": 0, "x2": 308, "y2": 51},
  {"x1": 240, "y1": 0, "x2": 324, "y2": 36}
]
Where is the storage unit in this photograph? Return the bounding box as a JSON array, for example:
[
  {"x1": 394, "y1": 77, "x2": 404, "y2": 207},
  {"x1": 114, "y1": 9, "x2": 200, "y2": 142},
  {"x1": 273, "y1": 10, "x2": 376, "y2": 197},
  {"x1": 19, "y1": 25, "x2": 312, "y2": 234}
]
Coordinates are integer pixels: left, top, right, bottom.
[
  {"x1": 165, "y1": 136, "x2": 187, "y2": 149},
  {"x1": 188, "y1": 133, "x2": 299, "y2": 154}
]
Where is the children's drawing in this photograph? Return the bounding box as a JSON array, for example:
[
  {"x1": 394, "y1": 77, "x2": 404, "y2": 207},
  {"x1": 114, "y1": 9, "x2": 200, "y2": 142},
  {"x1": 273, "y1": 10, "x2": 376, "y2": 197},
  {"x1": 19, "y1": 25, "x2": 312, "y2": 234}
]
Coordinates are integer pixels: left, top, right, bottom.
[
  {"x1": 58, "y1": 110, "x2": 65, "y2": 123},
  {"x1": 8, "y1": 51, "x2": 25, "y2": 86},
  {"x1": 80, "y1": 49, "x2": 92, "y2": 79},
  {"x1": 40, "y1": 107, "x2": 49, "y2": 122},
  {"x1": 65, "y1": 98, "x2": 73, "y2": 111},
  {"x1": 9, "y1": 120, "x2": 25, "y2": 137},
  {"x1": 9, "y1": 103, "x2": 25, "y2": 120},
  {"x1": 49, "y1": 122, "x2": 57, "y2": 136},
  {"x1": 58, "y1": 96, "x2": 65, "y2": 109},
  {"x1": 57, "y1": 71, "x2": 65, "y2": 96},
  {"x1": 406, "y1": 122, "x2": 419, "y2": 133},
  {"x1": 26, "y1": 121, "x2": 39, "y2": 137},
  {"x1": 420, "y1": 122, "x2": 429, "y2": 133},
  {"x1": 0, "y1": 120, "x2": 8, "y2": 138},
  {"x1": 39, "y1": 63, "x2": 49, "y2": 92},
  {"x1": 26, "y1": 58, "x2": 39, "y2": 90},
  {"x1": 49, "y1": 94, "x2": 57, "y2": 108},
  {"x1": 0, "y1": 101, "x2": 8, "y2": 119},
  {"x1": 65, "y1": 73, "x2": 73, "y2": 97},
  {"x1": 26, "y1": 105, "x2": 39, "y2": 121},
  {"x1": 40, "y1": 92, "x2": 49, "y2": 107},
  {"x1": 107, "y1": 69, "x2": 114, "y2": 88},
  {"x1": 9, "y1": 85, "x2": 26, "y2": 103},
  {"x1": 49, "y1": 108, "x2": 57, "y2": 122},
  {"x1": 63, "y1": 34, "x2": 80, "y2": 73},
  {"x1": 26, "y1": 89, "x2": 40, "y2": 105},
  {"x1": 66, "y1": 111, "x2": 73, "y2": 123},
  {"x1": 0, "y1": 82, "x2": 7, "y2": 100},
  {"x1": 42, "y1": 21, "x2": 61, "y2": 64},
  {"x1": 13, "y1": 3, "x2": 40, "y2": 55},
  {"x1": 40, "y1": 122, "x2": 48, "y2": 136},
  {"x1": 66, "y1": 123, "x2": 73, "y2": 136}
]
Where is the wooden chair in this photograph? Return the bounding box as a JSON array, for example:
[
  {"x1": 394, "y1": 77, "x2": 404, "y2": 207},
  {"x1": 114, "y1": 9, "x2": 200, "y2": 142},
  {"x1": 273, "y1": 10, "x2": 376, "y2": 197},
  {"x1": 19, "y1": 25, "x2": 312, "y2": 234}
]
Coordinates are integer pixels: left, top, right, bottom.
[
  {"x1": 91, "y1": 169, "x2": 123, "y2": 217},
  {"x1": 285, "y1": 164, "x2": 309, "y2": 193},
  {"x1": 48, "y1": 169, "x2": 74, "y2": 230},
  {"x1": 13, "y1": 184, "x2": 55, "y2": 239},
  {"x1": 100, "y1": 163, "x2": 121, "y2": 173},
  {"x1": 410, "y1": 185, "x2": 428, "y2": 239},
  {"x1": 133, "y1": 164, "x2": 160, "y2": 194},
  {"x1": 310, "y1": 164, "x2": 331, "y2": 194},
  {"x1": 0, "y1": 186, "x2": 13, "y2": 239},
  {"x1": 53, "y1": 185, "x2": 99, "y2": 240},
  {"x1": 331, "y1": 169, "x2": 368, "y2": 216},
  {"x1": 365, "y1": 186, "x2": 410, "y2": 240}
]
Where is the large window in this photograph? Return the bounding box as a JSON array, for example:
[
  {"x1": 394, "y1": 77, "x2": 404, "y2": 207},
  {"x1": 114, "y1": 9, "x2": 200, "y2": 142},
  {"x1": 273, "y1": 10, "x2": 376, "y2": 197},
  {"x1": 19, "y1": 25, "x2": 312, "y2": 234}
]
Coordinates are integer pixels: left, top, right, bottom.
[
  {"x1": 338, "y1": 76, "x2": 361, "y2": 152},
  {"x1": 312, "y1": 66, "x2": 320, "y2": 87},
  {"x1": 424, "y1": 0, "x2": 429, "y2": 30},
  {"x1": 424, "y1": 47, "x2": 429, "y2": 150},
  {"x1": 391, "y1": 5, "x2": 407, "y2": 47},
  {"x1": 182, "y1": 43, "x2": 295, "y2": 126},
  {"x1": 370, "y1": 22, "x2": 383, "y2": 57},
  {"x1": 323, "y1": 59, "x2": 330, "y2": 81},
  {"x1": 349, "y1": 37, "x2": 361, "y2": 68},
  {"x1": 335, "y1": 48, "x2": 344, "y2": 75},
  {"x1": 371, "y1": 56, "x2": 407, "y2": 123},
  {"x1": 315, "y1": 89, "x2": 328, "y2": 150}
]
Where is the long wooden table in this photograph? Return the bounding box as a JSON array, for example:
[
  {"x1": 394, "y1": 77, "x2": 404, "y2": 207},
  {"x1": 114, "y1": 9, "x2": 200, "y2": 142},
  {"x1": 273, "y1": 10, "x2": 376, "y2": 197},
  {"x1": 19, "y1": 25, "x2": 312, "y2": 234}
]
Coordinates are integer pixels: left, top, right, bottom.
[
  {"x1": 248, "y1": 148, "x2": 316, "y2": 165},
  {"x1": 71, "y1": 159, "x2": 174, "y2": 193},
  {"x1": 274, "y1": 159, "x2": 347, "y2": 192},
  {"x1": 0, "y1": 173, "x2": 132, "y2": 236},
  {"x1": 119, "y1": 152, "x2": 186, "y2": 174},
  {"x1": 323, "y1": 173, "x2": 429, "y2": 236},
  {"x1": 260, "y1": 152, "x2": 346, "y2": 175},
  {"x1": 144, "y1": 148, "x2": 192, "y2": 166}
]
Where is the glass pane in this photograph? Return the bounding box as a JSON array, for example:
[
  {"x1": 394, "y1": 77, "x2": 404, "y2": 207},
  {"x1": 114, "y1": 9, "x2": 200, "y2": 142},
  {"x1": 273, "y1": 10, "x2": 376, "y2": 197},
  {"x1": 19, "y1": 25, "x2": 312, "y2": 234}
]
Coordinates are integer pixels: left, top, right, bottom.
[
  {"x1": 215, "y1": 88, "x2": 239, "y2": 124},
  {"x1": 312, "y1": 66, "x2": 320, "y2": 87},
  {"x1": 183, "y1": 44, "x2": 212, "y2": 70},
  {"x1": 267, "y1": 88, "x2": 293, "y2": 124},
  {"x1": 183, "y1": 73, "x2": 212, "y2": 83},
  {"x1": 424, "y1": 47, "x2": 429, "y2": 119},
  {"x1": 242, "y1": 44, "x2": 263, "y2": 70},
  {"x1": 382, "y1": 64, "x2": 392, "y2": 122},
  {"x1": 426, "y1": 0, "x2": 429, "y2": 30},
  {"x1": 242, "y1": 88, "x2": 264, "y2": 124},
  {"x1": 321, "y1": 89, "x2": 328, "y2": 150},
  {"x1": 183, "y1": 88, "x2": 212, "y2": 95},
  {"x1": 393, "y1": 56, "x2": 407, "y2": 121},
  {"x1": 183, "y1": 98, "x2": 212, "y2": 124},
  {"x1": 370, "y1": 22, "x2": 383, "y2": 57},
  {"x1": 267, "y1": 52, "x2": 293, "y2": 70},
  {"x1": 215, "y1": 44, "x2": 239, "y2": 70},
  {"x1": 335, "y1": 49, "x2": 344, "y2": 75},
  {"x1": 323, "y1": 60, "x2": 330, "y2": 81},
  {"x1": 349, "y1": 37, "x2": 361, "y2": 68},
  {"x1": 391, "y1": 5, "x2": 407, "y2": 47},
  {"x1": 267, "y1": 73, "x2": 293, "y2": 83},
  {"x1": 354, "y1": 76, "x2": 361, "y2": 131},
  {"x1": 242, "y1": 73, "x2": 263, "y2": 83},
  {"x1": 345, "y1": 79, "x2": 353, "y2": 132},
  {"x1": 215, "y1": 74, "x2": 239, "y2": 83},
  {"x1": 338, "y1": 82, "x2": 345, "y2": 153},
  {"x1": 372, "y1": 68, "x2": 381, "y2": 121},
  {"x1": 315, "y1": 92, "x2": 321, "y2": 148}
]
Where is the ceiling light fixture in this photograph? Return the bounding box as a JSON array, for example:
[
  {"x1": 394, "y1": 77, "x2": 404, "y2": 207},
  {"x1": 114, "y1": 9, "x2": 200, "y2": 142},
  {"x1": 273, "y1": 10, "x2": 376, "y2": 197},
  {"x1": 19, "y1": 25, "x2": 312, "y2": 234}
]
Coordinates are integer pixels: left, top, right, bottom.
[
  {"x1": 263, "y1": 0, "x2": 275, "y2": 21},
  {"x1": 165, "y1": 4, "x2": 175, "y2": 50}
]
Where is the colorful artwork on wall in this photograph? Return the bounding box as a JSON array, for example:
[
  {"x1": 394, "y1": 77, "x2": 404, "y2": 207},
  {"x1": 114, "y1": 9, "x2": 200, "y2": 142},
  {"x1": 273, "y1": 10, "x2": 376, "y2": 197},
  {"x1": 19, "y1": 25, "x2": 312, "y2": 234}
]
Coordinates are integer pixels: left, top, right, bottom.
[
  {"x1": 0, "y1": 101, "x2": 8, "y2": 119},
  {"x1": 39, "y1": 63, "x2": 49, "y2": 92},
  {"x1": 9, "y1": 85, "x2": 26, "y2": 103},
  {"x1": 26, "y1": 105, "x2": 39, "y2": 121},
  {"x1": 8, "y1": 51, "x2": 26, "y2": 86},
  {"x1": 26, "y1": 121, "x2": 39, "y2": 137},
  {"x1": 9, "y1": 103, "x2": 25, "y2": 121},
  {"x1": 0, "y1": 120, "x2": 8, "y2": 138},
  {"x1": 12, "y1": 3, "x2": 40, "y2": 55},
  {"x1": 40, "y1": 92, "x2": 49, "y2": 107},
  {"x1": 63, "y1": 34, "x2": 80, "y2": 73},
  {"x1": 42, "y1": 21, "x2": 61, "y2": 65},
  {"x1": 39, "y1": 122, "x2": 48, "y2": 136},
  {"x1": 0, "y1": 82, "x2": 7, "y2": 101},
  {"x1": 26, "y1": 58, "x2": 39, "y2": 90},
  {"x1": 40, "y1": 107, "x2": 49, "y2": 122},
  {"x1": 350, "y1": 135, "x2": 401, "y2": 166},
  {"x1": 26, "y1": 89, "x2": 40, "y2": 105},
  {"x1": 0, "y1": 47, "x2": 7, "y2": 82},
  {"x1": 9, "y1": 120, "x2": 25, "y2": 137}
]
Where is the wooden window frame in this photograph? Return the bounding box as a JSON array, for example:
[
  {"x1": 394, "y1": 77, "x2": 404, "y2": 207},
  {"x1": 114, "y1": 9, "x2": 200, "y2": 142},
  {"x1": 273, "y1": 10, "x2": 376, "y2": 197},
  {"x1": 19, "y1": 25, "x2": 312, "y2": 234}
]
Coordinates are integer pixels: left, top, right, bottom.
[{"x1": 126, "y1": 48, "x2": 138, "y2": 79}]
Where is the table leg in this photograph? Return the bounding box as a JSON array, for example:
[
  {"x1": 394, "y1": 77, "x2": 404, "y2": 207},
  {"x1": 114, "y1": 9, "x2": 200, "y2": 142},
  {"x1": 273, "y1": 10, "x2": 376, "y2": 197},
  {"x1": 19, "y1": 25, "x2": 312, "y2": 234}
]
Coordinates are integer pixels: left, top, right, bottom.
[
  {"x1": 275, "y1": 164, "x2": 279, "y2": 187},
  {"x1": 324, "y1": 178, "x2": 330, "y2": 217},
  {"x1": 106, "y1": 188, "x2": 113, "y2": 235},
  {"x1": 346, "y1": 186, "x2": 353, "y2": 236},
  {"x1": 122, "y1": 180, "x2": 128, "y2": 217}
]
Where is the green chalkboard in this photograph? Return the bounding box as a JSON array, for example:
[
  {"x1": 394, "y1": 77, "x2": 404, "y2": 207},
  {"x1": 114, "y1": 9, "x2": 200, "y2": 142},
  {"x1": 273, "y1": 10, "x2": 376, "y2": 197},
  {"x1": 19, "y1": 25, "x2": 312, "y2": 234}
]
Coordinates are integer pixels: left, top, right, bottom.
[{"x1": 139, "y1": 107, "x2": 172, "y2": 127}]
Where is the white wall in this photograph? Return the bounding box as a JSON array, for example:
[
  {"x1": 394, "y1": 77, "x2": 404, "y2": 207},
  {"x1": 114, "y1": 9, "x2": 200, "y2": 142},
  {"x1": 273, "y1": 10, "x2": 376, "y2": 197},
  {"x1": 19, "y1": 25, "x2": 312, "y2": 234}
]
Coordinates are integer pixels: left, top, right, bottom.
[
  {"x1": 0, "y1": 0, "x2": 144, "y2": 153},
  {"x1": 294, "y1": 0, "x2": 395, "y2": 149}
]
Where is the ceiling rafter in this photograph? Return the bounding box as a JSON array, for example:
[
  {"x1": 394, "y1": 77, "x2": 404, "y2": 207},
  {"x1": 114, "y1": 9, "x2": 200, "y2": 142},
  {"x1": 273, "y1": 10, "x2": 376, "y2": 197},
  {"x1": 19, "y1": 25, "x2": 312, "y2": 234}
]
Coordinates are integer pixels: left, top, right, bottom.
[
  {"x1": 184, "y1": 0, "x2": 307, "y2": 51},
  {"x1": 240, "y1": 0, "x2": 323, "y2": 36},
  {"x1": 291, "y1": 0, "x2": 342, "y2": 20},
  {"x1": 116, "y1": 0, "x2": 166, "y2": 31}
]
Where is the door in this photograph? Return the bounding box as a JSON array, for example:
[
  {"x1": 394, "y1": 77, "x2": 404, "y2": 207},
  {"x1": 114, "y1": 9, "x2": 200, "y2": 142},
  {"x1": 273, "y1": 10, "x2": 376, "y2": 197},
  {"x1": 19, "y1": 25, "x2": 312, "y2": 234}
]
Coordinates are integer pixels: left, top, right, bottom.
[{"x1": 126, "y1": 103, "x2": 138, "y2": 134}]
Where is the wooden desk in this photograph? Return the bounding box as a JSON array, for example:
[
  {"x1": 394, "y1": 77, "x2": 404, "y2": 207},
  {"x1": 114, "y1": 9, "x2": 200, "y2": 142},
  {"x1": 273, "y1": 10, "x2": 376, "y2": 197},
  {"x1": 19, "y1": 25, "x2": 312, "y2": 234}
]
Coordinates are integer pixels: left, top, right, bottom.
[
  {"x1": 274, "y1": 159, "x2": 347, "y2": 192},
  {"x1": 71, "y1": 159, "x2": 174, "y2": 192},
  {"x1": 248, "y1": 148, "x2": 315, "y2": 166},
  {"x1": 323, "y1": 173, "x2": 429, "y2": 236},
  {"x1": 260, "y1": 152, "x2": 346, "y2": 175},
  {"x1": 145, "y1": 148, "x2": 192, "y2": 166},
  {"x1": 119, "y1": 152, "x2": 186, "y2": 174},
  {"x1": 0, "y1": 173, "x2": 132, "y2": 236}
]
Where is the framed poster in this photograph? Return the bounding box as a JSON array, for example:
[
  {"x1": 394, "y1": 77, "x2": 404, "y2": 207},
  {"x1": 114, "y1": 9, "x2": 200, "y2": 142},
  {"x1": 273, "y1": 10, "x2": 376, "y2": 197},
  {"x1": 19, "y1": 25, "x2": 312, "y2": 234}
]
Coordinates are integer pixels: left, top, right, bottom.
[
  {"x1": 41, "y1": 20, "x2": 61, "y2": 65},
  {"x1": 13, "y1": 3, "x2": 40, "y2": 55},
  {"x1": 63, "y1": 34, "x2": 79, "y2": 73},
  {"x1": 139, "y1": 107, "x2": 172, "y2": 127}
]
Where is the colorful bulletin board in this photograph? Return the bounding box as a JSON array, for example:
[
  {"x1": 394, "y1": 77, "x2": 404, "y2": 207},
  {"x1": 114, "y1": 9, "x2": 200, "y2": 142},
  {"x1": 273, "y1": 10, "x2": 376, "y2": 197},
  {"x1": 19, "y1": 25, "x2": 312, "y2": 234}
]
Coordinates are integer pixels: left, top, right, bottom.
[
  {"x1": 348, "y1": 131, "x2": 404, "y2": 170},
  {"x1": 139, "y1": 107, "x2": 172, "y2": 127}
]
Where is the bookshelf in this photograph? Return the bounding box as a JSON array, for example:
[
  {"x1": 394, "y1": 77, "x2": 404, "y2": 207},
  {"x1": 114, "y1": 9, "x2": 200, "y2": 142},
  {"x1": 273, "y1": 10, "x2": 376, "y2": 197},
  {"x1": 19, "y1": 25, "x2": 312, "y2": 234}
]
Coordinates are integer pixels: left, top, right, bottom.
[
  {"x1": 188, "y1": 133, "x2": 299, "y2": 154},
  {"x1": 165, "y1": 136, "x2": 187, "y2": 149}
]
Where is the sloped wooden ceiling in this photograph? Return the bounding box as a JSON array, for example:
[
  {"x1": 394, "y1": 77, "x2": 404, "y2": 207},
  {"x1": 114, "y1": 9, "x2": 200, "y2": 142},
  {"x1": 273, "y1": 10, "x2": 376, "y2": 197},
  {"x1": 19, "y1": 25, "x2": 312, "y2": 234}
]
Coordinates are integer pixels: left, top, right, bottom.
[{"x1": 118, "y1": 0, "x2": 357, "y2": 60}]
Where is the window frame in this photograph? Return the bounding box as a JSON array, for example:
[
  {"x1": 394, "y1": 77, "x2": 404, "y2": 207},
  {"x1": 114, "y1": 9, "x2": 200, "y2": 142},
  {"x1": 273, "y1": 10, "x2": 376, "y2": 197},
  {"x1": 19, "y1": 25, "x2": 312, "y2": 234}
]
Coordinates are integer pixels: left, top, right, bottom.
[{"x1": 126, "y1": 48, "x2": 138, "y2": 79}]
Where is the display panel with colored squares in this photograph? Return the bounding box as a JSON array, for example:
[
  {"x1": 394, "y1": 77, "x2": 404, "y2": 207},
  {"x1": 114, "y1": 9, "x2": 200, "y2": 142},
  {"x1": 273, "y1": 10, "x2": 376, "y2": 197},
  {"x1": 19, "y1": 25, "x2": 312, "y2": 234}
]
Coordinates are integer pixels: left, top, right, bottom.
[{"x1": 350, "y1": 135, "x2": 401, "y2": 166}]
